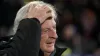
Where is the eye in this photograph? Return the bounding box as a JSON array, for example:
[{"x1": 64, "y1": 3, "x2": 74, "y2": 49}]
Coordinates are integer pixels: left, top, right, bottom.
[
  {"x1": 44, "y1": 29, "x2": 49, "y2": 32},
  {"x1": 42, "y1": 29, "x2": 49, "y2": 34}
]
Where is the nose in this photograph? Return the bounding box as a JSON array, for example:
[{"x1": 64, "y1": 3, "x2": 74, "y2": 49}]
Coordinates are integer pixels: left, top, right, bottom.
[{"x1": 49, "y1": 29, "x2": 58, "y2": 39}]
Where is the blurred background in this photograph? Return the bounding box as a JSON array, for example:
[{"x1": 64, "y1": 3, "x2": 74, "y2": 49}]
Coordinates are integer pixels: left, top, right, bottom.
[{"x1": 0, "y1": 0, "x2": 100, "y2": 55}]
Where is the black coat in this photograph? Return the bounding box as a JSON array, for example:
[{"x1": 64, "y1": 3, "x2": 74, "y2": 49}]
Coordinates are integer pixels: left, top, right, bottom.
[{"x1": 0, "y1": 18, "x2": 41, "y2": 56}]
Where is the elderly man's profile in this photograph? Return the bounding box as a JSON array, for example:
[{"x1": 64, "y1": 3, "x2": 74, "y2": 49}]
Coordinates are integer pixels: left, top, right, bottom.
[{"x1": 0, "y1": 1, "x2": 67, "y2": 56}]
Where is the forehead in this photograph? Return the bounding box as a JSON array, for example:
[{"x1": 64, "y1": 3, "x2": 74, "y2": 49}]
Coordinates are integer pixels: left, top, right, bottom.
[{"x1": 41, "y1": 19, "x2": 56, "y2": 29}]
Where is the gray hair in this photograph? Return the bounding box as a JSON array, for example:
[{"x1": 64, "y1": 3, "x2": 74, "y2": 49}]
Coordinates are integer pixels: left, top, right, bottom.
[{"x1": 9, "y1": 1, "x2": 57, "y2": 35}]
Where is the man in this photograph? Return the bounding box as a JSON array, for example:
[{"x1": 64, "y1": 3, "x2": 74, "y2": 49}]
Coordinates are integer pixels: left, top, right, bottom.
[
  {"x1": 0, "y1": 1, "x2": 67, "y2": 56},
  {"x1": 0, "y1": 1, "x2": 53, "y2": 56},
  {"x1": 12, "y1": 1, "x2": 57, "y2": 56}
]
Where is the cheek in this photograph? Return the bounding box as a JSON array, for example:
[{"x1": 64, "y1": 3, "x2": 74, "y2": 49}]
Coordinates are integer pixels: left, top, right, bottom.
[
  {"x1": 40, "y1": 36, "x2": 47, "y2": 44},
  {"x1": 41, "y1": 34, "x2": 48, "y2": 41},
  {"x1": 40, "y1": 34, "x2": 48, "y2": 49}
]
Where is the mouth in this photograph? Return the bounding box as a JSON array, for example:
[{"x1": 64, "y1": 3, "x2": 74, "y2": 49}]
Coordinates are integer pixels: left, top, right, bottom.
[
  {"x1": 46, "y1": 42, "x2": 55, "y2": 47},
  {"x1": 47, "y1": 42, "x2": 54, "y2": 44}
]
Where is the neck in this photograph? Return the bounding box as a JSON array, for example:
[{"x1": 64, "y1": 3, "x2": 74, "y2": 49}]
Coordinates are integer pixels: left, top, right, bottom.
[{"x1": 44, "y1": 52, "x2": 51, "y2": 56}]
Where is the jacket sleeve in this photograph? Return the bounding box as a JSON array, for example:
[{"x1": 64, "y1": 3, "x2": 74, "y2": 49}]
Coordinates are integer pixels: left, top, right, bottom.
[{"x1": 0, "y1": 18, "x2": 41, "y2": 56}]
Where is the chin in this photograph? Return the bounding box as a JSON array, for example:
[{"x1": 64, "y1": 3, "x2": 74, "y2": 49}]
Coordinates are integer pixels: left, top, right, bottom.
[
  {"x1": 46, "y1": 50, "x2": 54, "y2": 53},
  {"x1": 46, "y1": 47, "x2": 55, "y2": 53}
]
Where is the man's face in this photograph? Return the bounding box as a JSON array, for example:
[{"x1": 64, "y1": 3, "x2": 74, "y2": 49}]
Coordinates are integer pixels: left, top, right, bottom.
[{"x1": 40, "y1": 18, "x2": 57, "y2": 53}]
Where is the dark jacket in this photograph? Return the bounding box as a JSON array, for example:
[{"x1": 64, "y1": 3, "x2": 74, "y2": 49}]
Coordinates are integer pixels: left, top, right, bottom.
[{"x1": 0, "y1": 18, "x2": 41, "y2": 56}]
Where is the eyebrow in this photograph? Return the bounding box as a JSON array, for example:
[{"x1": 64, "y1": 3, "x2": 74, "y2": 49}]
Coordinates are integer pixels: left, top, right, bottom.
[
  {"x1": 41, "y1": 28, "x2": 50, "y2": 32},
  {"x1": 42, "y1": 24, "x2": 56, "y2": 30}
]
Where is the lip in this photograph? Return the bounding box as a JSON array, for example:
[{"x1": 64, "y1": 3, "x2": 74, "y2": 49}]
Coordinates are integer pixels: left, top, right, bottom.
[
  {"x1": 47, "y1": 43, "x2": 54, "y2": 47},
  {"x1": 46, "y1": 42, "x2": 55, "y2": 47},
  {"x1": 47, "y1": 41, "x2": 55, "y2": 44}
]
